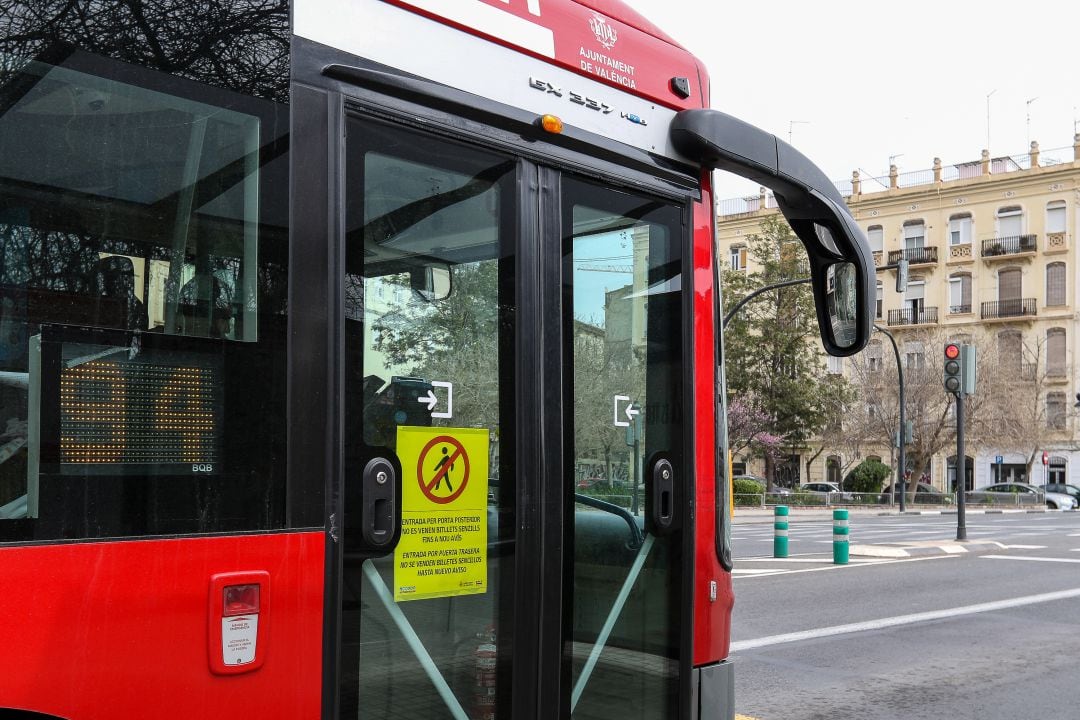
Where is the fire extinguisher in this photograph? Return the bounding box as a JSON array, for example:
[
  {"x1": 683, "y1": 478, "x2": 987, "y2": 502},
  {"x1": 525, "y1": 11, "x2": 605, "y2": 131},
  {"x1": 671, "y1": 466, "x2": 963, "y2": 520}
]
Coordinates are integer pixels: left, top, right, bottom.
[{"x1": 473, "y1": 625, "x2": 497, "y2": 720}]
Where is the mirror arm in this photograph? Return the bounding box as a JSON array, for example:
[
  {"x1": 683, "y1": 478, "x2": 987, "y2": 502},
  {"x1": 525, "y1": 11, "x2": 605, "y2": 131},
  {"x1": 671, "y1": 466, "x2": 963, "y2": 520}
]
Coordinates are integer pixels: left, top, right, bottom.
[{"x1": 722, "y1": 277, "x2": 810, "y2": 329}]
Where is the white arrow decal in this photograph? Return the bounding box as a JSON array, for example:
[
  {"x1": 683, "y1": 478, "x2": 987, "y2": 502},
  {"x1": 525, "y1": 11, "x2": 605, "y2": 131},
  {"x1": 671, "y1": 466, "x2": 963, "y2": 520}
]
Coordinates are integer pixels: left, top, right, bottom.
[
  {"x1": 417, "y1": 389, "x2": 438, "y2": 411},
  {"x1": 614, "y1": 395, "x2": 639, "y2": 427},
  {"x1": 417, "y1": 381, "x2": 455, "y2": 419},
  {"x1": 431, "y1": 381, "x2": 453, "y2": 419}
]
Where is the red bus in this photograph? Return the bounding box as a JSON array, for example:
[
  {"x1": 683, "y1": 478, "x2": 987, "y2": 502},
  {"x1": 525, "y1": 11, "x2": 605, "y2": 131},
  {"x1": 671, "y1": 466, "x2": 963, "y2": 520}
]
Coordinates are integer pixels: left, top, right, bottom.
[{"x1": 0, "y1": 1, "x2": 873, "y2": 718}]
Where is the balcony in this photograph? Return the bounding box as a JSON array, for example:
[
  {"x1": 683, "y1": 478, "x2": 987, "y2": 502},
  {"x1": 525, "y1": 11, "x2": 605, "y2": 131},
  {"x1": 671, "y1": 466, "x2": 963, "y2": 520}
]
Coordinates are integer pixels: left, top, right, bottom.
[
  {"x1": 887, "y1": 307, "x2": 938, "y2": 327},
  {"x1": 947, "y1": 243, "x2": 974, "y2": 265},
  {"x1": 981, "y1": 234, "x2": 1037, "y2": 261},
  {"x1": 888, "y1": 245, "x2": 938, "y2": 266},
  {"x1": 980, "y1": 298, "x2": 1037, "y2": 320},
  {"x1": 1045, "y1": 232, "x2": 1069, "y2": 254}
]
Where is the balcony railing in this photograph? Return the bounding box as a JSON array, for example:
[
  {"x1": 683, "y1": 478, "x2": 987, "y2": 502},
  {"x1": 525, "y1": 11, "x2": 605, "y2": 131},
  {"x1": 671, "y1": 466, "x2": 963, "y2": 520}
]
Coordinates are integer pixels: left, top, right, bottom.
[
  {"x1": 887, "y1": 307, "x2": 938, "y2": 326},
  {"x1": 888, "y1": 246, "x2": 938, "y2": 265},
  {"x1": 982, "y1": 235, "x2": 1037, "y2": 258},
  {"x1": 981, "y1": 298, "x2": 1037, "y2": 319}
]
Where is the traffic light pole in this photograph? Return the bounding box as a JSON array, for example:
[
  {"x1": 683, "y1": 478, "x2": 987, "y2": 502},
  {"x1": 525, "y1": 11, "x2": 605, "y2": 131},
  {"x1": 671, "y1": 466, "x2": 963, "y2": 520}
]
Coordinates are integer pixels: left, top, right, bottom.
[
  {"x1": 955, "y1": 391, "x2": 967, "y2": 540},
  {"x1": 873, "y1": 325, "x2": 906, "y2": 514}
]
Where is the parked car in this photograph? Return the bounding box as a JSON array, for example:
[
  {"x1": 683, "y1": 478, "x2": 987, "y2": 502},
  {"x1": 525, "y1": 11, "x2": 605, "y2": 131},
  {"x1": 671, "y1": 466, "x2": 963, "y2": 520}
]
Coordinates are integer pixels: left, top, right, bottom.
[
  {"x1": 1039, "y1": 483, "x2": 1080, "y2": 505},
  {"x1": 879, "y1": 482, "x2": 952, "y2": 505},
  {"x1": 799, "y1": 482, "x2": 853, "y2": 501},
  {"x1": 966, "y1": 482, "x2": 1077, "y2": 510}
]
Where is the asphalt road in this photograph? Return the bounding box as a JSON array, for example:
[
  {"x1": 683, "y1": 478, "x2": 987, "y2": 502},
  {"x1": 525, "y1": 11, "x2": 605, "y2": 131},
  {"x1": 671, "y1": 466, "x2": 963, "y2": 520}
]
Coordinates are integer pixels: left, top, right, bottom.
[{"x1": 729, "y1": 513, "x2": 1080, "y2": 720}]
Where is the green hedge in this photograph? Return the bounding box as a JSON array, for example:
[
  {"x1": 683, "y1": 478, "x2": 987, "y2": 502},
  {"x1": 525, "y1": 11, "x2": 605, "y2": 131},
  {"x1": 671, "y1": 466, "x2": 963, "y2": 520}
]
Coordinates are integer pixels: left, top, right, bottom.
[{"x1": 844, "y1": 460, "x2": 892, "y2": 494}]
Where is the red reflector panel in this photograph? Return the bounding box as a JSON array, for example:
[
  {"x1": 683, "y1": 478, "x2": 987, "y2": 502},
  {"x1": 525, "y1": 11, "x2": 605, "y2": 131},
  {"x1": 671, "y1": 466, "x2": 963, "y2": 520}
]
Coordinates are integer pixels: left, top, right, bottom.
[{"x1": 223, "y1": 584, "x2": 260, "y2": 616}]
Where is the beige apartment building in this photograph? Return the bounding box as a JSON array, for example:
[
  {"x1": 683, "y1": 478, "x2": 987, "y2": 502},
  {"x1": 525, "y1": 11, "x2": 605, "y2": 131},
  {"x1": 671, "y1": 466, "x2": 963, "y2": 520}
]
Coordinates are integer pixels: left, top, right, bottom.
[{"x1": 718, "y1": 135, "x2": 1080, "y2": 491}]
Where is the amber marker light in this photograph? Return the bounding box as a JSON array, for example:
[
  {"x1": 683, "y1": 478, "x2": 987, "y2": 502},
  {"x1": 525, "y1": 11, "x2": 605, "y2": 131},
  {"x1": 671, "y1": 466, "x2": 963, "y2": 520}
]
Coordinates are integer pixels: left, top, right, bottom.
[{"x1": 539, "y1": 114, "x2": 564, "y2": 134}]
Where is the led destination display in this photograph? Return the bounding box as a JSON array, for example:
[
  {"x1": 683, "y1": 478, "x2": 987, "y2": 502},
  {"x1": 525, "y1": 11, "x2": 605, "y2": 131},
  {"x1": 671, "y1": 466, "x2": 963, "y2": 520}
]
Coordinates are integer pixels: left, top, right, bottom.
[{"x1": 36, "y1": 334, "x2": 225, "y2": 475}]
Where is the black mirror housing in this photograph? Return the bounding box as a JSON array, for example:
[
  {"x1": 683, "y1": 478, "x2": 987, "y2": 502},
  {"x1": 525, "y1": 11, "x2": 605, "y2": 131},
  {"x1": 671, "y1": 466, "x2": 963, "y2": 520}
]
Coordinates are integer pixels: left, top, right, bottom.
[{"x1": 671, "y1": 109, "x2": 874, "y2": 356}]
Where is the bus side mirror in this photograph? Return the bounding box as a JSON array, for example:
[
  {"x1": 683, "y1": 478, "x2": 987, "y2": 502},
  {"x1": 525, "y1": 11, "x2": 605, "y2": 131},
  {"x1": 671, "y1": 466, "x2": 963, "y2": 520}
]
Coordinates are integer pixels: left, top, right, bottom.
[{"x1": 670, "y1": 109, "x2": 874, "y2": 356}]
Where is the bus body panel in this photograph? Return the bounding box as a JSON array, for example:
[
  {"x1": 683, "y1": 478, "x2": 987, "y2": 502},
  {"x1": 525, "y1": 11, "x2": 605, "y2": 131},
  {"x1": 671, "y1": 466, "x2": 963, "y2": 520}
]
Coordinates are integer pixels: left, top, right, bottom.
[
  {"x1": 294, "y1": 0, "x2": 703, "y2": 163},
  {"x1": 379, "y1": 0, "x2": 704, "y2": 110},
  {"x1": 0, "y1": 532, "x2": 325, "y2": 719},
  {"x1": 691, "y1": 172, "x2": 733, "y2": 666}
]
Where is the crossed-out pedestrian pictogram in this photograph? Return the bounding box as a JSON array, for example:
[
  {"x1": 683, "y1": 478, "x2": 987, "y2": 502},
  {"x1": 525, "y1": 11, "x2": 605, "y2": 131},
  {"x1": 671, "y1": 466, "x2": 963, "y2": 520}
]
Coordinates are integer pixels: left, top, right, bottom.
[{"x1": 416, "y1": 435, "x2": 470, "y2": 504}]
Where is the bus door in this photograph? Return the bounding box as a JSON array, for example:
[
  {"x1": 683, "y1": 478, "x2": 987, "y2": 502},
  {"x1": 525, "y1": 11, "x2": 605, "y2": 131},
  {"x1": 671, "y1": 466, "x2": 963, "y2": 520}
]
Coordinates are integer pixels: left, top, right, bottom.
[
  {"x1": 338, "y1": 113, "x2": 690, "y2": 720},
  {"x1": 561, "y1": 176, "x2": 689, "y2": 720}
]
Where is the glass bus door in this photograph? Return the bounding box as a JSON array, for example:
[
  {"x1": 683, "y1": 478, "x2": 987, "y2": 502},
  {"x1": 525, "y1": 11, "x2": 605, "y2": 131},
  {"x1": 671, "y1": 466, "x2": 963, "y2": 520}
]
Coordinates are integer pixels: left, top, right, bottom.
[
  {"x1": 341, "y1": 116, "x2": 518, "y2": 720},
  {"x1": 340, "y1": 114, "x2": 688, "y2": 720},
  {"x1": 562, "y1": 177, "x2": 687, "y2": 720}
]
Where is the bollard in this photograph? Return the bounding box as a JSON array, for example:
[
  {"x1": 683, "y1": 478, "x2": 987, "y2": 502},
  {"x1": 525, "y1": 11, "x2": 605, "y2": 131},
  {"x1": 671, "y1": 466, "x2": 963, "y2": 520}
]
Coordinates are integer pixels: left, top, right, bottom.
[
  {"x1": 833, "y1": 508, "x2": 849, "y2": 565},
  {"x1": 773, "y1": 505, "x2": 789, "y2": 558}
]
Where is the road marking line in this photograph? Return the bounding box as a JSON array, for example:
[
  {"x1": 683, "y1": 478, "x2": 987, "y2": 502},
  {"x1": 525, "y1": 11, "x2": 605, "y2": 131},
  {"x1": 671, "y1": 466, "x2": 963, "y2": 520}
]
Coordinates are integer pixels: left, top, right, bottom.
[
  {"x1": 1002, "y1": 544, "x2": 1048, "y2": 549},
  {"x1": 982, "y1": 555, "x2": 1080, "y2": 564},
  {"x1": 731, "y1": 586, "x2": 1080, "y2": 652},
  {"x1": 732, "y1": 569, "x2": 786, "y2": 575},
  {"x1": 733, "y1": 555, "x2": 955, "y2": 580},
  {"x1": 737, "y1": 557, "x2": 883, "y2": 563}
]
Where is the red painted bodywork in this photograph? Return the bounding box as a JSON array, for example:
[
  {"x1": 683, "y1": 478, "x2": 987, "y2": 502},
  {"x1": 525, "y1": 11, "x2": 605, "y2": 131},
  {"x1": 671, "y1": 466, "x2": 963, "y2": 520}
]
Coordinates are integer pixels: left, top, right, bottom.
[
  {"x1": 691, "y1": 171, "x2": 734, "y2": 666},
  {"x1": 385, "y1": 0, "x2": 704, "y2": 109},
  {"x1": 0, "y1": 532, "x2": 325, "y2": 719}
]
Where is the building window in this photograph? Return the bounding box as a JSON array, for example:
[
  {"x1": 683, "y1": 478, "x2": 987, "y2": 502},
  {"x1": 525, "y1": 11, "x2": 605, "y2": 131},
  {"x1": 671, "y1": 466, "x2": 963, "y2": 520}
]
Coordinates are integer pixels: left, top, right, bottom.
[
  {"x1": 827, "y1": 355, "x2": 843, "y2": 374},
  {"x1": 1047, "y1": 327, "x2": 1066, "y2": 377},
  {"x1": 905, "y1": 279, "x2": 925, "y2": 318},
  {"x1": 867, "y1": 225, "x2": 883, "y2": 253},
  {"x1": 876, "y1": 281, "x2": 883, "y2": 319},
  {"x1": 730, "y1": 244, "x2": 747, "y2": 271},
  {"x1": 1047, "y1": 392, "x2": 1067, "y2": 429},
  {"x1": 997, "y1": 267, "x2": 1022, "y2": 303},
  {"x1": 904, "y1": 341, "x2": 924, "y2": 371},
  {"x1": 997, "y1": 206, "x2": 1023, "y2": 238},
  {"x1": 903, "y1": 220, "x2": 925, "y2": 250},
  {"x1": 949, "y1": 213, "x2": 972, "y2": 245},
  {"x1": 949, "y1": 273, "x2": 972, "y2": 314},
  {"x1": 1047, "y1": 200, "x2": 1066, "y2": 234},
  {"x1": 998, "y1": 330, "x2": 1023, "y2": 371},
  {"x1": 1047, "y1": 262, "x2": 1066, "y2": 306},
  {"x1": 867, "y1": 339, "x2": 883, "y2": 373}
]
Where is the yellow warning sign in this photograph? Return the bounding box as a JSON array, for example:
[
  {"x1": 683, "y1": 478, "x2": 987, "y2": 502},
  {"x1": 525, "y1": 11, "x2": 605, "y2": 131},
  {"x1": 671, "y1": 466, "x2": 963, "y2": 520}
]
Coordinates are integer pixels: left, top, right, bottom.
[{"x1": 394, "y1": 426, "x2": 489, "y2": 602}]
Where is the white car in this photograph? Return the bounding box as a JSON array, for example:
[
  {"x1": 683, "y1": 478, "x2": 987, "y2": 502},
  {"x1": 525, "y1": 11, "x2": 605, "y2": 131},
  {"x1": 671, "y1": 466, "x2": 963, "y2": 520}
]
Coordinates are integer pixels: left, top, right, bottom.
[
  {"x1": 800, "y1": 482, "x2": 854, "y2": 501},
  {"x1": 966, "y1": 482, "x2": 1077, "y2": 510}
]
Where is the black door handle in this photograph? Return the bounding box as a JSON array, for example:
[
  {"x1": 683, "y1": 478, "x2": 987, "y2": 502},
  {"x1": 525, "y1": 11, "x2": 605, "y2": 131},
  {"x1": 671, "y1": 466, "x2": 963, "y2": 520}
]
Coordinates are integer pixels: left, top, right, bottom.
[
  {"x1": 652, "y1": 458, "x2": 675, "y2": 532},
  {"x1": 361, "y1": 457, "x2": 397, "y2": 548}
]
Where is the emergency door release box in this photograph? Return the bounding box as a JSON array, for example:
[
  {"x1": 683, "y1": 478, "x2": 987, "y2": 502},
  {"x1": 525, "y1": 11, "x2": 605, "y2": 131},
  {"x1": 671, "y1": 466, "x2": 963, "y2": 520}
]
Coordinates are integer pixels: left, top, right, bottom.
[{"x1": 208, "y1": 571, "x2": 270, "y2": 675}]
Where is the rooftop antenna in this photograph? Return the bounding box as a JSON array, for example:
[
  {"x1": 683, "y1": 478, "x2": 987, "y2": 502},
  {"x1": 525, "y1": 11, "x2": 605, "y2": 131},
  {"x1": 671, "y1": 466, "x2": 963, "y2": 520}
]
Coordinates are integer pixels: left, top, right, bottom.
[
  {"x1": 986, "y1": 89, "x2": 997, "y2": 155},
  {"x1": 788, "y1": 120, "x2": 809, "y2": 145},
  {"x1": 1026, "y1": 97, "x2": 1038, "y2": 146}
]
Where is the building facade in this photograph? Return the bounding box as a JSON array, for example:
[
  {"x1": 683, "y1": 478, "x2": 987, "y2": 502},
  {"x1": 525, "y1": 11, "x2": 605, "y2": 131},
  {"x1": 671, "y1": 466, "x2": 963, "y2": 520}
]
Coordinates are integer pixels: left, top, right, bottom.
[{"x1": 718, "y1": 136, "x2": 1080, "y2": 491}]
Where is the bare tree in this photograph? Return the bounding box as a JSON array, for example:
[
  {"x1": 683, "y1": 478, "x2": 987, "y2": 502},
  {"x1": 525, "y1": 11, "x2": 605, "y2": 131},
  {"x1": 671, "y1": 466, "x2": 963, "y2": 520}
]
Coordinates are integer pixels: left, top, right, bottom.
[
  {"x1": 0, "y1": 0, "x2": 289, "y2": 101},
  {"x1": 843, "y1": 326, "x2": 1000, "y2": 501},
  {"x1": 977, "y1": 332, "x2": 1079, "y2": 483}
]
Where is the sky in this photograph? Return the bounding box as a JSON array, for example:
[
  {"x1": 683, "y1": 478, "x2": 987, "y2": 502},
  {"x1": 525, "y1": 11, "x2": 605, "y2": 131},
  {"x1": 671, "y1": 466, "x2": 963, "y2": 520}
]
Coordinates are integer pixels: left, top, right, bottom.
[{"x1": 623, "y1": 0, "x2": 1080, "y2": 202}]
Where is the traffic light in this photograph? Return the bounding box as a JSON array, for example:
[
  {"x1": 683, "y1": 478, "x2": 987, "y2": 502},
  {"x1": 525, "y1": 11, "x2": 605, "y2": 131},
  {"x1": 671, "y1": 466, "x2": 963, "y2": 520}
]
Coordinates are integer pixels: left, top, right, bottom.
[{"x1": 943, "y1": 342, "x2": 961, "y2": 393}]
